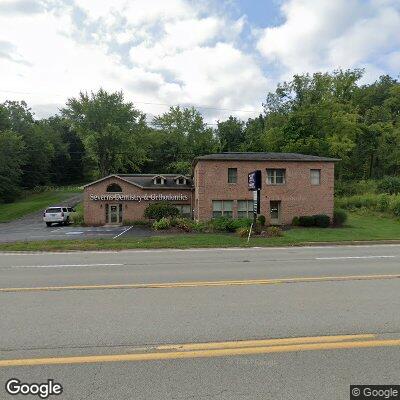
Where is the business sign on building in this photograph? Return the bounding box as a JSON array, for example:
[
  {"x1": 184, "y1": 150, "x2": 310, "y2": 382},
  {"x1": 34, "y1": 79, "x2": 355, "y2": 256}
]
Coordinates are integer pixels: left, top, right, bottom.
[
  {"x1": 89, "y1": 193, "x2": 189, "y2": 203},
  {"x1": 248, "y1": 170, "x2": 262, "y2": 191}
]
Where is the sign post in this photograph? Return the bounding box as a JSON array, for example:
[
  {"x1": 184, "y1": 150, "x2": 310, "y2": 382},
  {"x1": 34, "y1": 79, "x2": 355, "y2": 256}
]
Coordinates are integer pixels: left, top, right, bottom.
[{"x1": 248, "y1": 170, "x2": 262, "y2": 239}]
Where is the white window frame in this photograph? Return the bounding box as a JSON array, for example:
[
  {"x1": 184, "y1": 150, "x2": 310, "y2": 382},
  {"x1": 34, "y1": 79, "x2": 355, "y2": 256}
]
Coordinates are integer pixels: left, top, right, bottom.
[
  {"x1": 212, "y1": 200, "x2": 233, "y2": 218},
  {"x1": 237, "y1": 200, "x2": 253, "y2": 219},
  {"x1": 310, "y1": 169, "x2": 321, "y2": 185},
  {"x1": 228, "y1": 168, "x2": 237, "y2": 184},
  {"x1": 266, "y1": 169, "x2": 286, "y2": 185},
  {"x1": 175, "y1": 204, "x2": 192, "y2": 218}
]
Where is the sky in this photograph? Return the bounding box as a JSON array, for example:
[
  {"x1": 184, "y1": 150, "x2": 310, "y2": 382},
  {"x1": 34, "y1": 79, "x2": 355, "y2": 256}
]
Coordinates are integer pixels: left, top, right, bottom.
[{"x1": 0, "y1": 0, "x2": 399, "y2": 123}]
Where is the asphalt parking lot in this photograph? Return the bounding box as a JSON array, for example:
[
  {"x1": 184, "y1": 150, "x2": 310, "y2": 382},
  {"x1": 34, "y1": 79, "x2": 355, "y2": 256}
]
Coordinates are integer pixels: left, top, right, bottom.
[{"x1": 0, "y1": 210, "x2": 153, "y2": 243}]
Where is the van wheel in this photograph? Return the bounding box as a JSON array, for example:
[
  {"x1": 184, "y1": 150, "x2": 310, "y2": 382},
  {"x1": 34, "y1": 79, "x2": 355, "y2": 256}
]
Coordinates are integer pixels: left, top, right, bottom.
[
  {"x1": 64, "y1": 217, "x2": 70, "y2": 226},
  {"x1": 46, "y1": 222, "x2": 52, "y2": 227}
]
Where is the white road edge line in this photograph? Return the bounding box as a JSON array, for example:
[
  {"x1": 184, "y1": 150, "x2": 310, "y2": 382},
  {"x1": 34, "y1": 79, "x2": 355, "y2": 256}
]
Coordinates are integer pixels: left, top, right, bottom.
[
  {"x1": 315, "y1": 256, "x2": 396, "y2": 260},
  {"x1": 8, "y1": 263, "x2": 124, "y2": 269},
  {"x1": 113, "y1": 226, "x2": 133, "y2": 239}
]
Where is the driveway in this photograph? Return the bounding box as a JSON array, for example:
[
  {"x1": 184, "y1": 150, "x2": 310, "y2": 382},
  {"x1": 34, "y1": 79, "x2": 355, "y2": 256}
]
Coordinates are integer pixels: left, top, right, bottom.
[{"x1": 0, "y1": 195, "x2": 153, "y2": 242}]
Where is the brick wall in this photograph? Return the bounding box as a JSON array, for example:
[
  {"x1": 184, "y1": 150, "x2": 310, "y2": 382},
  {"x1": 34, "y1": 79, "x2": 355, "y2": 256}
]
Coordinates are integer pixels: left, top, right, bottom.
[
  {"x1": 193, "y1": 160, "x2": 335, "y2": 224},
  {"x1": 84, "y1": 177, "x2": 193, "y2": 225}
]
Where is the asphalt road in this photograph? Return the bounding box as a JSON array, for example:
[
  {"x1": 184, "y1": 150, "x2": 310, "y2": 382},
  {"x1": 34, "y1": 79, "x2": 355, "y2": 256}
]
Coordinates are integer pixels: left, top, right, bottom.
[{"x1": 0, "y1": 245, "x2": 399, "y2": 399}]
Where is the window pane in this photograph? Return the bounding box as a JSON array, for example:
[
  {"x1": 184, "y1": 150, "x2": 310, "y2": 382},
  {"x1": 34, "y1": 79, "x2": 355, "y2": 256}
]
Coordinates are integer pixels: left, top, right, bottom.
[
  {"x1": 213, "y1": 200, "x2": 222, "y2": 211},
  {"x1": 311, "y1": 169, "x2": 320, "y2": 185},
  {"x1": 213, "y1": 211, "x2": 222, "y2": 218},
  {"x1": 225, "y1": 211, "x2": 233, "y2": 218},
  {"x1": 237, "y1": 211, "x2": 247, "y2": 219},
  {"x1": 237, "y1": 200, "x2": 247, "y2": 211},
  {"x1": 228, "y1": 168, "x2": 237, "y2": 183},
  {"x1": 223, "y1": 201, "x2": 233, "y2": 211}
]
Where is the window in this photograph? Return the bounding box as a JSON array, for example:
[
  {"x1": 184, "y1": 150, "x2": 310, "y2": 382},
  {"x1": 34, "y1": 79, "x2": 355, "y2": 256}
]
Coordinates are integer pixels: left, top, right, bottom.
[
  {"x1": 106, "y1": 183, "x2": 122, "y2": 192},
  {"x1": 310, "y1": 169, "x2": 321, "y2": 185},
  {"x1": 153, "y1": 176, "x2": 165, "y2": 185},
  {"x1": 175, "y1": 176, "x2": 186, "y2": 185},
  {"x1": 237, "y1": 200, "x2": 253, "y2": 219},
  {"x1": 212, "y1": 200, "x2": 233, "y2": 218},
  {"x1": 175, "y1": 204, "x2": 192, "y2": 218},
  {"x1": 228, "y1": 168, "x2": 237, "y2": 184},
  {"x1": 266, "y1": 169, "x2": 286, "y2": 185}
]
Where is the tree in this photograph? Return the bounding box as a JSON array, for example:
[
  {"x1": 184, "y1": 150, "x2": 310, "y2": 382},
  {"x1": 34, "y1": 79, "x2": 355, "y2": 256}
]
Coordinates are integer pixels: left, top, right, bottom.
[
  {"x1": 0, "y1": 101, "x2": 54, "y2": 188},
  {"x1": 62, "y1": 89, "x2": 147, "y2": 177},
  {"x1": 216, "y1": 116, "x2": 245, "y2": 152},
  {"x1": 145, "y1": 106, "x2": 217, "y2": 172},
  {"x1": 0, "y1": 130, "x2": 25, "y2": 202}
]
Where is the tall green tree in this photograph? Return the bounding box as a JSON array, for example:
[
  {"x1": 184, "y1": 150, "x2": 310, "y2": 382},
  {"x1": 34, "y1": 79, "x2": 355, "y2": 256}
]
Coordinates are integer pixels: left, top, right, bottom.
[
  {"x1": 216, "y1": 116, "x2": 245, "y2": 152},
  {"x1": 0, "y1": 130, "x2": 25, "y2": 202},
  {"x1": 62, "y1": 89, "x2": 147, "y2": 177},
  {"x1": 145, "y1": 106, "x2": 217, "y2": 173}
]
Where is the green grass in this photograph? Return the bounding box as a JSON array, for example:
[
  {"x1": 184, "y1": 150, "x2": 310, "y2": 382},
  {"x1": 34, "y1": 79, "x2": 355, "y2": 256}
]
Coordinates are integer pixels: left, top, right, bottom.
[
  {"x1": 1, "y1": 213, "x2": 400, "y2": 252},
  {"x1": 0, "y1": 189, "x2": 81, "y2": 223}
]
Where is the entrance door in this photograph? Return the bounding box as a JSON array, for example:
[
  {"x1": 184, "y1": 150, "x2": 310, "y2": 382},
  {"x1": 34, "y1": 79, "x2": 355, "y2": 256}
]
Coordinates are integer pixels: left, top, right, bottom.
[
  {"x1": 107, "y1": 204, "x2": 122, "y2": 224},
  {"x1": 270, "y1": 201, "x2": 281, "y2": 225}
]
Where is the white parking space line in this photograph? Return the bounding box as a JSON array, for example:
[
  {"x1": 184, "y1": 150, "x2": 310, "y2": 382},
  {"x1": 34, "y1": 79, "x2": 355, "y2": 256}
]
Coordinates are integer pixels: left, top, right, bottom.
[
  {"x1": 315, "y1": 255, "x2": 396, "y2": 260},
  {"x1": 7, "y1": 263, "x2": 124, "y2": 269},
  {"x1": 113, "y1": 226, "x2": 133, "y2": 239}
]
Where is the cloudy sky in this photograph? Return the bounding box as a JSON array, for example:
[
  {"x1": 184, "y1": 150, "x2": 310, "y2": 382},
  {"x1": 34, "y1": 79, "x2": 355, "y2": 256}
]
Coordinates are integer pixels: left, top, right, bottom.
[{"x1": 0, "y1": 0, "x2": 399, "y2": 122}]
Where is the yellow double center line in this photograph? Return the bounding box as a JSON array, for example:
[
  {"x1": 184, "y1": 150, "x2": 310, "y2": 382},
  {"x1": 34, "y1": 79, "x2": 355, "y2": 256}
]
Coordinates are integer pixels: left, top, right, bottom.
[
  {"x1": 1, "y1": 273, "x2": 399, "y2": 292},
  {"x1": 1, "y1": 334, "x2": 400, "y2": 367}
]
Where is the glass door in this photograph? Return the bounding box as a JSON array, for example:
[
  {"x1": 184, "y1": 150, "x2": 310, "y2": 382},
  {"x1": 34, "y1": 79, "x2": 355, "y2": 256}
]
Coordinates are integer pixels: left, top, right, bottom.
[
  {"x1": 270, "y1": 201, "x2": 281, "y2": 225},
  {"x1": 107, "y1": 204, "x2": 122, "y2": 224}
]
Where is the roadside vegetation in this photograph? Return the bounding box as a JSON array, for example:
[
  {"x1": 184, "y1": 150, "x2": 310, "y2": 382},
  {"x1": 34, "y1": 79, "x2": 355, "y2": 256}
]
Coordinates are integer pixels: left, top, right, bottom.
[
  {"x1": 1, "y1": 212, "x2": 399, "y2": 252},
  {"x1": 0, "y1": 187, "x2": 81, "y2": 223}
]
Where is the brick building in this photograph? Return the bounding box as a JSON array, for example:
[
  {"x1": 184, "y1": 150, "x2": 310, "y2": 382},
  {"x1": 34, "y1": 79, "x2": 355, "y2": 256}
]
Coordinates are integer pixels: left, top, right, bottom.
[{"x1": 83, "y1": 152, "x2": 338, "y2": 225}]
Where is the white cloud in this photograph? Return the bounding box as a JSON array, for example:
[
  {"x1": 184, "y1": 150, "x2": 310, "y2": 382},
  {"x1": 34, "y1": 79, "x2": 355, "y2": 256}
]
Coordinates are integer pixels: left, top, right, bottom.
[
  {"x1": 0, "y1": 0, "x2": 265, "y2": 121},
  {"x1": 256, "y1": 0, "x2": 400, "y2": 78}
]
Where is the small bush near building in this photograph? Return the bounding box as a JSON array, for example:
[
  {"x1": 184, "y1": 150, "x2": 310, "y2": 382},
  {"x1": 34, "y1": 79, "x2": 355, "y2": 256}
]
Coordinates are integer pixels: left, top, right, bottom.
[
  {"x1": 71, "y1": 210, "x2": 84, "y2": 226},
  {"x1": 257, "y1": 215, "x2": 266, "y2": 226},
  {"x1": 313, "y1": 214, "x2": 331, "y2": 228},
  {"x1": 333, "y1": 209, "x2": 348, "y2": 227},
  {"x1": 123, "y1": 220, "x2": 151, "y2": 227},
  {"x1": 292, "y1": 216, "x2": 300, "y2": 226},
  {"x1": 173, "y1": 217, "x2": 194, "y2": 232},
  {"x1": 152, "y1": 217, "x2": 171, "y2": 230},
  {"x1": 265, "y1": 226, "x2": 283, "y2": 237},
  {"x1": 298, "y1": 216, "x2": 316, "y2": 227},
  {"x1": 377, "y1": 176, "x2": 400, "y2": 195},
  {"x1": 144, "y1": 202, "x2": 179, "y2": 221},
  {"x1": 236, "y1": 226, "x2": 251, "y2": 237},
  {"x1": 210, "y1": 217, "x2": 252, "y2": 232}
]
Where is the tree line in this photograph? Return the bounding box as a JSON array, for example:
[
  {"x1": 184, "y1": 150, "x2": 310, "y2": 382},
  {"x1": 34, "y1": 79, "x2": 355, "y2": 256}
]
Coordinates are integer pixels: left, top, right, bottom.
[{"x1": 1, "y1": 69, "x2": 399, "y2": 203}]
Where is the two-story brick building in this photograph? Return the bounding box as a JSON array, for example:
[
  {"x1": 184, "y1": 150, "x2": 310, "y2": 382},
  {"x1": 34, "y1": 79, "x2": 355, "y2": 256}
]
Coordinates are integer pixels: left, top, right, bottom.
[{"x1": 83, "y1": 152, "x2": 339, "y2": 225}]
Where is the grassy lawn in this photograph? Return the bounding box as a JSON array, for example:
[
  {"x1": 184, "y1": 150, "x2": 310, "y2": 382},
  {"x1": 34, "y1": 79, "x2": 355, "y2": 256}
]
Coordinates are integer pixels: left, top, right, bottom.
[
  {"x1": 0, "y1": 212, "x2": 399, "y2": 252},
  {"x1": 0, "y1": 189, "x2": 82, "y2": 223}
]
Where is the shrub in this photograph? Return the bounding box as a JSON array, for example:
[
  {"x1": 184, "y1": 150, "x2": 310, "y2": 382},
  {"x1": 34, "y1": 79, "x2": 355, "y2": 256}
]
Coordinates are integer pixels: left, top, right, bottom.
[
  {"x1": 257, "y1": 215, "x2": 266, "y2": 226},
  {"x1": 390, "y1": 197, "x2": 400, "y2": 217},
  {"x1": 123, "y1": 220, "x2": 150, "y2": 226},
  {"x1": 313, "y1": 214, "x2": 330, "y2": 228},
  {"x1": 377, "y1": 194, "x2": 391, "y2": 212},
  {"x1": 152, "y1": 217, "x2": 171, "y2": 230},
  {"x1": 71, "y1": 210, "x2": 84, "y2": 226},
  {"x1": 335, "y1": 194, "x2": 379, "y2": 210},
  {"x1": 210, "y1": 217, "x2": 252, "y2": 232},
  {"x1": 335, "y1": 180, "x2": 377, "y2": 196},
  {"x1": 266, "y1": 226, "x2": 283, "y2": 237},
  {"x1": 292, "y1": 216, "x2": 300, "y2": 226},
  {"x1": 173, "y1": 217, "x2": 194, "y2": 232},
  {"x1": 144, "y1": 202, "x2": 179, "y2": 221},
  {"x1": 377, "y1": 176, "x2": 400, "y2": 195},
  {"x1": 236, "y1": 227, "x2": 251, "y2": 237},
  {"x1": 298, "y1": 216, "x2": 316, "y2": 227},
  {"x1": 333, "y1": 209, "x2": 347, "y2": 227}
]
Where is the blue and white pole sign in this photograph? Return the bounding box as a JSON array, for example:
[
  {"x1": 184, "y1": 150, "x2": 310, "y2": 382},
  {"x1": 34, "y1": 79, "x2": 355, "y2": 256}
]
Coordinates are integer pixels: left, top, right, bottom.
[
  {"x1": 248, "y1": 170, "x2": 262, "y2": 191},
  {"x1": 248, "y1": 170, "x2": 261, "y2": 220}
]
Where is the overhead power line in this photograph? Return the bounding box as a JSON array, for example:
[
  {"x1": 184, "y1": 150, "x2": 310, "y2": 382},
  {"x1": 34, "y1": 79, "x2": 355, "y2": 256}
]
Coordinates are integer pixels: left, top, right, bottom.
[{"x1": 0, "y1": 89, "x2": 262, "y2": 114}]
